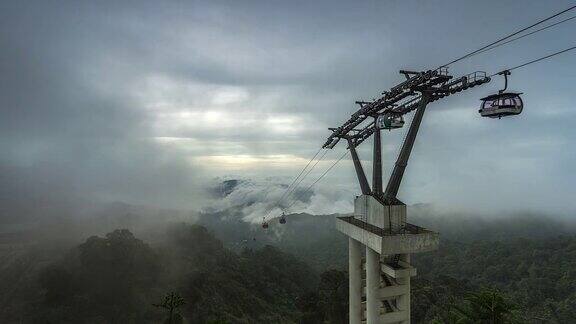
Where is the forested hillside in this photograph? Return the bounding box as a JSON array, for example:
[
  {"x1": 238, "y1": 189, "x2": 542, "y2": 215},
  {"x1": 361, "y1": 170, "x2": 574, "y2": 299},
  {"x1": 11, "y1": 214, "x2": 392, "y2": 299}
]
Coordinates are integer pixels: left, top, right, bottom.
[
  {"x1": 0, "y1": 224, "x2": 347, "y2": 323},
  {"x1": 413, "y1": 236, "x2": 576, "y2": 322},
  {"x1": 1, "y1": 208, "x2": 575, "y2": 323},
  {"x1": 198, "y1": 210, "x2": 576, "y2": 322}
]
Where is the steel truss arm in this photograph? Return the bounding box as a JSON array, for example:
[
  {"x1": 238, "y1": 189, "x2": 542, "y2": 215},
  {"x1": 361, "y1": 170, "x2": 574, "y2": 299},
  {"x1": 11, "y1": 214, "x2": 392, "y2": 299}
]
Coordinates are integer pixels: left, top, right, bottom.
[
  {"x1": 323, "y1": 70, "x2": 450, "y2": 149},
  {"x1": 337, "y1": 72, "x2": 491, "y2": 148},
  {"x1": 323, "y1": 71, "x2": 490, "y2": 149}
]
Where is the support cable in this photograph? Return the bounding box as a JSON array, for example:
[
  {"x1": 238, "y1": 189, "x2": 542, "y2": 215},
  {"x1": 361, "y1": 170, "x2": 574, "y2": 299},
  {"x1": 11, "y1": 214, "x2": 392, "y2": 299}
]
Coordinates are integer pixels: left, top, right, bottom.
[
  {"x1": 285, "y1": 151, "x2": 349, "y2": 212},
  {"x1": 262, "y1": 148, "x2": 328, "y2": 220},
  {"x1": 281, "y1": 149, "x2": 329, "y2": 207},
  {"x1": 473, "y1": 15, "x2": 576, "y2": 57},
  {"x1": 491, "y1": 45, "x2": 576, "y2": 76},
  {"x1": 439, "y1": 4, "x2": 576, "y2": 68},
  {"x1": 278, "y1": 147, "x2": 322, "y2": 203}
]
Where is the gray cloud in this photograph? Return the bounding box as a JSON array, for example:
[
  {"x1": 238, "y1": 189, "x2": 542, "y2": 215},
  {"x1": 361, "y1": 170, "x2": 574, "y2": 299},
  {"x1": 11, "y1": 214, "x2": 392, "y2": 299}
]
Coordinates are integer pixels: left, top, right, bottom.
[{"x1": 1, "y1": 0, "x2": 576, "y2": 223}]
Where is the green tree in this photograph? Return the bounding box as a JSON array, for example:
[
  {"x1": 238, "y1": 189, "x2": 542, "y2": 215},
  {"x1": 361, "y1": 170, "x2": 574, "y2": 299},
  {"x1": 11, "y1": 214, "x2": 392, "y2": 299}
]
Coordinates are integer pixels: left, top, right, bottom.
[
  {"x1": 153, "y1": 292, "x2": 185, "y2": 324},
  {"x1": 37, "y1": 229, "x2": 162, "y2": 323},
  {"x1": 448, "y1": 288, "x2": 525, "y2": 324},
  {"x1": 317, "y1": 269, "x2": 348, "y2": 323}
]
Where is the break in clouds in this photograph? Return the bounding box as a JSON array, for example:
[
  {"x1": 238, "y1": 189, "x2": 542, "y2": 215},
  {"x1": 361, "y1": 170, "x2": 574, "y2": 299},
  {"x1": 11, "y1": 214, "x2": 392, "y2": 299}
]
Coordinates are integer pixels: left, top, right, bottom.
[
  {"x1": 204, "y1": 178, "x2": 355, "y2": 223},
  {"x1": 1, "y1": 0, "x2": 576, "y2": 225}
]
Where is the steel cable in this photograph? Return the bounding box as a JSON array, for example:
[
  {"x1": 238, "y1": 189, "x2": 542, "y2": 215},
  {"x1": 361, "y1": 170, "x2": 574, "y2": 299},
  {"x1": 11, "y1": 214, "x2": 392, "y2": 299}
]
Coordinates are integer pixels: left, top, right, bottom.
[
  {"x1": 262, "y1": 148, "x2": 328, "y2": 221},
  {"x1": 491, "y1": 45, "x2": 576, "y2": 76},
  {"x1": 285, "y1": 150, "x2": 349, "y2": 212},
  {"x1": 473, "y1": 15, "x2": 576, "y2": 57},
  {"x1": 439, "y1": 5, "x2": 576, "y2": 68}
]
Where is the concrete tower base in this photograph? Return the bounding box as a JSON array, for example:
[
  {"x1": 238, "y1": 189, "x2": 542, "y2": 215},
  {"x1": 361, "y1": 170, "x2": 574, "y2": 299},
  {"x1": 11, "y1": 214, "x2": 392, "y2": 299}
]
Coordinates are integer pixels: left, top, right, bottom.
[{"x1": 337, "y1": 195, "x2": 439, "y2": 324}]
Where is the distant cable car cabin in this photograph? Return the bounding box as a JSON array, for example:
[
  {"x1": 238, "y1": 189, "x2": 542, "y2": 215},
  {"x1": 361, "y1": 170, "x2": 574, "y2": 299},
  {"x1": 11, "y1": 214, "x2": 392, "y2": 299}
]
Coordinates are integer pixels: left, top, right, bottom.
[
  {"x1": 261, "y1": 217, "x2": 269, "y2": 229},
  {"x1": 376, "y1": 113, "x2": 405, "y2": 130},
  {"x1": 479, "y1": 70, "x2": 523, "y2": 119},
  {"x1": 279, "y1": 212, "x2": 286, "y2": 224}
]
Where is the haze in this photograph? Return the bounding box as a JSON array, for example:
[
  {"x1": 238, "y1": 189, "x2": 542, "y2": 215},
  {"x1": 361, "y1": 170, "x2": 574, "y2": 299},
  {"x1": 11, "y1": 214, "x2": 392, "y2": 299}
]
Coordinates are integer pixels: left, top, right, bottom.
[{"x1": 2, "y1": 0, "x2": 576, "y2": 223}]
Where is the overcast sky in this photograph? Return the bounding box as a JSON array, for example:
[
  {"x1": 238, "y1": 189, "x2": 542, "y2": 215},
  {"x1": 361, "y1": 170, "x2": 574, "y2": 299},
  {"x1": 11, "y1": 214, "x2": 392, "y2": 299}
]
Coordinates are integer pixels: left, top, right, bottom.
[{"x1": 1, "y1": 0, "x2": 575, "y2": 219}]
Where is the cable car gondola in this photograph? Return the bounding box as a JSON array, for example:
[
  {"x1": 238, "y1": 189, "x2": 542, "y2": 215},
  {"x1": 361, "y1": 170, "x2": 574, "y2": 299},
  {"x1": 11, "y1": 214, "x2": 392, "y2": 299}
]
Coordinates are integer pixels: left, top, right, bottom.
[
  {"x1": 376, "y1": 112, "x2": 404, "y2": 130},
  {"x1": 279, "y1": 212, "x2": 286, "y2": 224},
  {"x1": 479, "y1": 70, "x2": 523, "y2": 119},
  {"x1": 261, "y1": 217, "x2": 269, "y2": 229}
]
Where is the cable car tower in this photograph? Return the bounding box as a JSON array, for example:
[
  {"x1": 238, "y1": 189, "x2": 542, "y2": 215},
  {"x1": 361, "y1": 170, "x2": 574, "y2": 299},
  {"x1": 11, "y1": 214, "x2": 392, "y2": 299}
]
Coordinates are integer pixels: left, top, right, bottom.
[
  {"x1": 326, "y1": 68, "x2": 491, "y2": 324},
  {"x1": 259, "y1": 6, "x2": 575, "y2": 322}
]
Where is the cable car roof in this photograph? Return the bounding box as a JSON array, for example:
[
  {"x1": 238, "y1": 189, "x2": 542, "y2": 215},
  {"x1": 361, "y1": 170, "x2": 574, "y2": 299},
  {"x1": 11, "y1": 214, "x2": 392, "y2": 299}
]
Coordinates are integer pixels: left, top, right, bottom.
[{"x1": 480, "y1": 92, "x2": 523, "y2": 101}]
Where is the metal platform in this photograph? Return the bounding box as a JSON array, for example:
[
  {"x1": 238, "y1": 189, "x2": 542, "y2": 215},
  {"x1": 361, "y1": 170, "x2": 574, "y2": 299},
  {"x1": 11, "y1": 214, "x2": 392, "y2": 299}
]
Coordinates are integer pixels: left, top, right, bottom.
[{"x1": 336, "y1": 216, "x2": 439, "y2": 256}]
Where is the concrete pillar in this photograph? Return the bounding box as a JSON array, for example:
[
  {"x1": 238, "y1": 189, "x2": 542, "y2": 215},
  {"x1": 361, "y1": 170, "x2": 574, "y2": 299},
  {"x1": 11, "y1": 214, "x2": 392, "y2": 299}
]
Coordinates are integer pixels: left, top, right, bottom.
[
  {"x1": 366, "y1": 246, "x2": 380, "y2": 324},
  {"x1": 397, "y1": 254, "x2": 411, "y2": 324},
  {"x1": 349, "y1": 238, "x2": 363, "y2": 324}
]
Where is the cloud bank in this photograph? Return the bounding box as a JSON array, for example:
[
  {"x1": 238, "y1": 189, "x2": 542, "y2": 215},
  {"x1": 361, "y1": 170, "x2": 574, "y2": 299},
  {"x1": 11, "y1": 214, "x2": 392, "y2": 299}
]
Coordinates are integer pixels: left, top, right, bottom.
[{"x1": 1, "y1": 0, "x2": 576, "y2": 224}]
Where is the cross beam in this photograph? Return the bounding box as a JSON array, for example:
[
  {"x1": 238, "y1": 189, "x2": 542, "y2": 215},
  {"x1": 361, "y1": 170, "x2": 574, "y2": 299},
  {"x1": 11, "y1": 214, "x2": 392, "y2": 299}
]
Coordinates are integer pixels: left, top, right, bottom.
[{"x1": 324, "y1": 70, "x2": 490, "y2": 149}]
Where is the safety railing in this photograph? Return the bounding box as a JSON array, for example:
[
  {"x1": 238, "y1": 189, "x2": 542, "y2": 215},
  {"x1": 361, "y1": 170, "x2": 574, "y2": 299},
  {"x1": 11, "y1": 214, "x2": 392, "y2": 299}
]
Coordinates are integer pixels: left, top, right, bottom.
[{"x1": 466, "y1": 71, "x2": 488, "y2": 83}]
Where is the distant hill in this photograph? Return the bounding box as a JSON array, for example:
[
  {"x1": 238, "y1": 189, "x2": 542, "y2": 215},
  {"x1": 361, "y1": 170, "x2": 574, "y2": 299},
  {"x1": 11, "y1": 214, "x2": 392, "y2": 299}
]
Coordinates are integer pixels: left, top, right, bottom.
[
  {"x1": 2, "y1": 195, "x2": 576, "y2": 322},
  {"x1": 0, "y1": 224, "x2": 322, "y2": 323}
]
